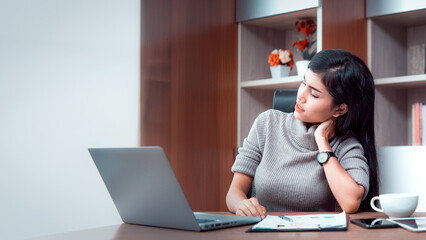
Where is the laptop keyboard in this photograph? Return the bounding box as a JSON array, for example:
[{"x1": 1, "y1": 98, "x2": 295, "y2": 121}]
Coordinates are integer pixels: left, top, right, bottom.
[{"x1": 196, "y1": 218, "x2": 215, "y2": 224}]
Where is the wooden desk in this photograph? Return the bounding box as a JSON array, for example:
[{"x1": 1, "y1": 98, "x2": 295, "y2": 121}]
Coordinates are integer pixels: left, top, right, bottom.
[{"x1": 33, "y1": 212, "x2": 426, "y2": 240}]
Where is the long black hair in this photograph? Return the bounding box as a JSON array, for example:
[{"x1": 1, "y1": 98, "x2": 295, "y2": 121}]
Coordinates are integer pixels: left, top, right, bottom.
[{"x1": 309, "y1": 49, "x2": 379, "y2": 211}]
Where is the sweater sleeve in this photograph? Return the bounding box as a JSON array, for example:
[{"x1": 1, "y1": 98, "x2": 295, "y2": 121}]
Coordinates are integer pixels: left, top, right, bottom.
[
  {"x1": 231, "y1": 111, "x2": 269, "y2": 177},
  {"x1": 334, "y1": 133, "x2": 370, "y2": 200}
]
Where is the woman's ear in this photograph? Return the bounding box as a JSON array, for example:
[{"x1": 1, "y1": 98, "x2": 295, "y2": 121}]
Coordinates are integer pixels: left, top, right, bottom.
[{"x1": 333, "y1": 103, "x2": 348, "y2": 117}]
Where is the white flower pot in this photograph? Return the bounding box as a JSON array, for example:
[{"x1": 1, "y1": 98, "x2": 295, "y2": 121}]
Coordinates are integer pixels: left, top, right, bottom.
[
  {"x1": 270, "y1": 65, "x2": 290, "y2": 78},
  {"x1": 295, "y1": 60, "x2": 310, "y2": 76}
]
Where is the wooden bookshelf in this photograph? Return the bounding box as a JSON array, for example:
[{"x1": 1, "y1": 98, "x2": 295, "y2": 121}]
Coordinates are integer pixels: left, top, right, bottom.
[
  {"x1": 368, "y1": 5, "x2": 426, "y2": 146},
  {"x1": 237, "y1": 0, "x2": 367, "y2": 146}
]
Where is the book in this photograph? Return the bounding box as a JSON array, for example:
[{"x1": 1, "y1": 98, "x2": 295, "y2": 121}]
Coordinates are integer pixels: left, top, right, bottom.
[
  {"x1": 416, "y1": 102, "x2": 420, "y2": 146},
  {"x1": 412, "y1": 102, "x2": 425, "y2": 146},
  {"x1": 421, "y1": 103, "x2": 424, "y2": 145},
  {"x1": 423, "y1": 104, "x2": 426, "y2": 146},
  {"x1": 247, "y1": 212, "x2": 347, "y2": 232},
  {"x1": 412, "y1": 103, "x2": 416, "y2": 145}
]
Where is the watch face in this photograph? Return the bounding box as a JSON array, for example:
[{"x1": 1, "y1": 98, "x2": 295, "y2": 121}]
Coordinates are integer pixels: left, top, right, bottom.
[{"x1": 317, "y1": 152, "x2": 329, "y2": 164}]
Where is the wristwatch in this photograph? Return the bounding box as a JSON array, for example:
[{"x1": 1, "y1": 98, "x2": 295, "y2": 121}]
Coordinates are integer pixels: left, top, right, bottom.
[{"x1": 316, "y1": 152, "x2": 337, "y2": 166}]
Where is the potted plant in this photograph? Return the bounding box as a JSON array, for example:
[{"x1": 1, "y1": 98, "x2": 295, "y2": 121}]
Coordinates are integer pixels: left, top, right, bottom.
[
  {"x1": 268, "y1": 49, "x2": 294, "y2": 78},
  {"x1": 292, "y1": 19, "x2": 316, "y2": 76}
]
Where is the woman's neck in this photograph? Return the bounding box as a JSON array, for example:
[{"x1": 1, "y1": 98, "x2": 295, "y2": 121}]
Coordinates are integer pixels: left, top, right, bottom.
[{"x1": 304, "y1": 122, "x2": 315, "y2": 129}]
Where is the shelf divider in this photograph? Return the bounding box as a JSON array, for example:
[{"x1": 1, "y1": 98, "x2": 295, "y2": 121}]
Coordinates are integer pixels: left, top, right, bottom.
[
  {"x1": 240, "y1": 75, "x2": 302, "y2": 89},
  {"x1": 375, "y1": 74, "x2": 426, "y2": 87}
]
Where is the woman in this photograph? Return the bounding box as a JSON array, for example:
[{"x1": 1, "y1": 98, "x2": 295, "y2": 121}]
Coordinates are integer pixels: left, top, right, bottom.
[{"x1": 226, "y1": 49, "x2": 379, "y2": 219}]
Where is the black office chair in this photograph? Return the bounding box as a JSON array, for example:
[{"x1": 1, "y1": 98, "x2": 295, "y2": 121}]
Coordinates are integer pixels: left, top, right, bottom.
[
  {"x1": 246, "y1": 89, "x2": 298, "y2": 198},
  {"x1": 272, "y1": 89, "x2": 298, "y2": 113}
]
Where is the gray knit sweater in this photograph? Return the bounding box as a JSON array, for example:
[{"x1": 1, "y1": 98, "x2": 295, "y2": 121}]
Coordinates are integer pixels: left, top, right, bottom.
[{"x1": 232, "y1": 110, "x2": 369, "y2": 212}]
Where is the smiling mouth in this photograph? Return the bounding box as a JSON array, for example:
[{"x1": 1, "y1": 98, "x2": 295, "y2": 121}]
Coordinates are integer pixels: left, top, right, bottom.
[{"x1": 295, "y1": 103, "x2": 304, "y2": 113}]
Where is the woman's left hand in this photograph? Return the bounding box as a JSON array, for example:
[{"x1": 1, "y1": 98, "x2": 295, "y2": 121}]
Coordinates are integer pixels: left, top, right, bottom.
[{"x1": 315, "y1": 117, "x2": 336, "y2": 142}]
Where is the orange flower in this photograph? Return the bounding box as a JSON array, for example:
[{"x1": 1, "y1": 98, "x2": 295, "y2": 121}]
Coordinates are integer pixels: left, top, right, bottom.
[
  {"x1": 292, "y1": 19, "x2": 316, "y2": 60},
  {"x1": 295, "y1": 20, "x2": 316, "y2": 37},
  {"x1": 268, "y1": 52, "x2": 280, "y2": 66},
  {"x1": 292, "y1": 39, "x2": 309, "y2": 52},
  {"x1": 268, "y1": 49, "x2": 294, "y2": 69},
  {"x1": 279, "y1": 49, "x2": 294, "y2": 70}
]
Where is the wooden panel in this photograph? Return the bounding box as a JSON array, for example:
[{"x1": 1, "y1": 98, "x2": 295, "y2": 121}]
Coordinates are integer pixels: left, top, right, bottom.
[
  {"x1": 369, "y1": 20, "x2": 406, "y2": 79},
  {"x1": 240, "y1": 88, "x2": 276, "y2": 145},
  {"x1": 33, "y1": 212, "x2": 426, "y2": 239},
  {"x1": 140, "y1": 0, "x2": 237, "y2": 211},
  {"x1": 322, "y1": 0, "x2": 367, "y2": 63},
  {"x1": 375, "y1": 87, "x2": 408, "y2": 146},
  {"x1": 375, "y1": 75, "x2": 426, "y2": 87},
  {"x1": 375, "y1": 85, "x2": 426, "y2": 146},
  {"x1": 369, "y1": 7, "x2": 426, "y2": 27},
  {"x1": 240, "y1": 24, "x2": 296, "y2": 81},
  {"x1": 241, "y1": 7, "x2": 317, "y2": 30},
  {"x1": 240, "y1": 18, "x2": 317, "y2": 82},
  {"x1": 407, "y1": 25, "x2": 426, "y2": 46},
  {"x1": 140, "y1": 0, "x2": 172, "y2": 153}
]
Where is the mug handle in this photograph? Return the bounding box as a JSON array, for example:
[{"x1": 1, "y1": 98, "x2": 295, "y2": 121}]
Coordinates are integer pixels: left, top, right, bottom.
[{"x1": 370, "y1": 196, "x2": 383, "y2": 212}]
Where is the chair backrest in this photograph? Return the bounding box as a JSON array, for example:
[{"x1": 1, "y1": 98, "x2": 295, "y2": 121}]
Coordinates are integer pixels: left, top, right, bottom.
[{"x1": 272, "y1": 89, "x2": 298, "y2": 112}]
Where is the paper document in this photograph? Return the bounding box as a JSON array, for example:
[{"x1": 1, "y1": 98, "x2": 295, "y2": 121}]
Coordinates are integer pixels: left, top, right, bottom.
[{"x1": 248, "y1": 212, "x2": 347, "y2": 232}]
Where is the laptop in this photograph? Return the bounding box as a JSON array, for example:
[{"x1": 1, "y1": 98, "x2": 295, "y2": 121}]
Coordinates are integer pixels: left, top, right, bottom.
[{"x1": 88, "y1": 146, "x2": 260, "y2": 231}]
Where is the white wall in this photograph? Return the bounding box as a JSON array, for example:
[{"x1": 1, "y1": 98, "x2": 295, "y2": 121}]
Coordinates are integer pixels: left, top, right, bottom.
[{"x1": 0, "y1": 1, "x2": 140, "y2": 239}]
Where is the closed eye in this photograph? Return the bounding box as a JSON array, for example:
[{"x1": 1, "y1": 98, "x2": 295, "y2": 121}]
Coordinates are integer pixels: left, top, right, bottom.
[{"x1": 302, "y1": 79, "x2": 319, "y2": 98}]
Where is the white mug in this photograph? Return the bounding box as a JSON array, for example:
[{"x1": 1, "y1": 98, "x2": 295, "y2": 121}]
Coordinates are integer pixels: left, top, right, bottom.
[{"x1": 370, "y1": 193, "x2": 419, "y2": 218}]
